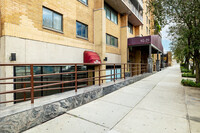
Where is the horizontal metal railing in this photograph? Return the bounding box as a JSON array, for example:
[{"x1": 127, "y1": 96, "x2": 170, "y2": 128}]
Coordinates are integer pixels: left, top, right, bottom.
[
  {"x1": 137, "y1": 0, "x2": 143, "y2": 8},
  {"x1": 0, "y1": 63, "x2": 148, "y2": 105},
  {"x1": 123, "y1": 0, "x2": 143, "y2": 22}
]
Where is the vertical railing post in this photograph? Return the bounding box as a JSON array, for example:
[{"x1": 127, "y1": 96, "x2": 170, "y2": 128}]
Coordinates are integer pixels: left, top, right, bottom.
[
  {"x1": 114, "y1": 64, "x2": 115, "y2": 82},
  {"x1": 143, "y1": 64, "x2": 144, "y2": 74},
  {"x1": 23, "y1": 83, "x2": 26, "y2": 101},
  {"x1": 124, "y1": 64, "x2": 126, "y2": 79},
  {"x1": 121, "y1": 65, "x2": 122, "y2": 79},
  {"x1": 30, "y1": 65, "x2": 34, "y2": 104},
  {"x1": 62, "y1": 83, "x2": 64, "y2": 93},
  {"x1": 75, "y1": 64, "x2": 77, "y2": 92},
  {"x1": 131, "y1": 64, "x2": 133, "y2": 77},
  {"x1": 99, "y1": 65, "x2": 101, "y2": 86}
]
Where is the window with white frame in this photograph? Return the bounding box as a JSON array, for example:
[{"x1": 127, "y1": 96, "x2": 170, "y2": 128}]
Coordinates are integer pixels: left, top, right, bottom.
[
  {"x1": 146, "y1": 27, "x2": 148, "y2": 34},
  {"x1": 43, "y1": 7, "x2": 63, "y2": 32},
  {"x1": 76, "y1": 21, "x2": 88, "y2": 39},
  {"x1": 141, "y1": 25, "x2": 143, "y2": 30},
  {"x1": 128, "y1": 23, "x2": 133, "y2": 34},
  {"x1": 146, "y1": 16, "x2": 148, "y2": 24},
  {"x1": 78, "y1": 0, "x2": 88, "y2": 5},
  {"x1": 104, "y1": 3, "x2": 118, "y2": 24},
  {"x1": 106, "y1": 34, "x2": 118, "y2": 47}
]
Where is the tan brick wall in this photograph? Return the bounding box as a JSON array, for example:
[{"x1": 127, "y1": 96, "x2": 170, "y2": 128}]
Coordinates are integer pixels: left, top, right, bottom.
[
  {"x1": 128, "y1": 26, "x2": 136, "y2": 38},
  {"x1": 0, "y1": 0, "x2": 155, "y2": 62},
  {"x1": 0, "y1": 0, "x2": 6, "y2": 37},
  {"x1": 105, "y1": 14, "x2": 121, "y2": 55},
  {"x1": 140, "y1": 0, "x2": 153, "y2": 36},
  {"x1": 150, "y1": 14, "x2": 155, "y2": 35},
  {"x1": 1, "y1": 0, "x2": 95, "y2": 50}
]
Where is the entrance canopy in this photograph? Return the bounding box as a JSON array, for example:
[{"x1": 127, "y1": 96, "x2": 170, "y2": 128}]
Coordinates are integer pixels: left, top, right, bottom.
[
  {"x1": 128, "y1": 35, "x2": 163, "y2": 53},
  {"x1": 84, "y1": 51, "x2": 101, "y2": 64}
]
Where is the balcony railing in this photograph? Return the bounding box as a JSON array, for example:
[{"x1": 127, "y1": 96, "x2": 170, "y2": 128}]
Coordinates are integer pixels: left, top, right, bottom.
[
  {"x1": 123, "y1": 0, "x2": 143, "y2": 22},
  {"x1": 0, "y1": 63, "x2": 148, "y2": 106},
  {"x1": 137, "y1": 0, "x2": 143, "y2": 8}
]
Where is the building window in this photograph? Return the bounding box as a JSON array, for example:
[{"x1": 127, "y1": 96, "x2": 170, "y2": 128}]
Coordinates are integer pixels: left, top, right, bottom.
[
  {"x1": 146, "y1": 16, "x2": 148, "y2": 24},
  {"x1": 146, "y1": 27, "x2": 148, "y2": 34},
  {"x1": 141, "y1": 25, "x2": 143, "y2": 30},
  {"x1": 76, "y1": 21, "x2": 88, "y2": 39},
  {"x1": 106, "y1": 34, "x2": 118, "y2": 47},
  {"x1": 78, "y1": 0, "x2": 88, "y2": 5},
  {"x1": 43, "y1": 7, "x2": 63, "y2": 32},
  {"x1": 104, "y1": 4, "x2": 118, "y2": 24},
  {"x1": 106, "y1": 66, "x2": 121, "y2": 82},
  {"x1": 14, "y1": 66, "x2": 88, "y2": 103},
  {"x1": 128, "y1": 23, "x2": 133, "y2": 34},
  {"x1": 149, "y1": 29, "x2": 151, "y2": 35},
  {"x1": 149, "y1": 20, "x2": 150, "y2": 25}
]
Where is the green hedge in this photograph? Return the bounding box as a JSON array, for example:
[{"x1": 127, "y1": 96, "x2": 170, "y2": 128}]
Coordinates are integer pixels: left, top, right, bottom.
[
  {"x1": 180, "y1": 63, "x2": 186, "y2": 67},
  {"x1": 182, "y1": 73, "x2": 196, "y2": 78},
  {"x1": 180, "y1": 66, "x2": 191, "y2": 73},
  {"x1": 181, "y1": 79, "x2": 200, "y2": 88}
]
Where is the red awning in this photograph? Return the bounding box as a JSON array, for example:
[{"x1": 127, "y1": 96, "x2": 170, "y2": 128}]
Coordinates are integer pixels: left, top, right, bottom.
[{"x1": 84, "y1": 51, "x2": 101, "y2": 64}]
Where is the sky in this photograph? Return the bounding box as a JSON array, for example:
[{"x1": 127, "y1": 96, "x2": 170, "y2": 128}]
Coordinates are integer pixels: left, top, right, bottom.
[{"x1": 161, "y1": 24, "x2": 171, "y2": 53}]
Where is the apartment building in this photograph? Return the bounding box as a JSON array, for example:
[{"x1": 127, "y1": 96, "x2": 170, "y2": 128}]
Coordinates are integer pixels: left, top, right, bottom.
[
  {"x1": 140, "y1": 0, "x2": 154, "y2": 36},
  {"x1": 0, "y1": 0, "x2": 144, "y2": 64},
  {"x1": 0, "y1": 0, "x2": 163, "y2": 105}
]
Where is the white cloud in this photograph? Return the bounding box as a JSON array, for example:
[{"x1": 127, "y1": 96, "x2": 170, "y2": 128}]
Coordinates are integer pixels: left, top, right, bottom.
[{"x1": 161, "y1": 23, "x2": 174, "y2": 53}]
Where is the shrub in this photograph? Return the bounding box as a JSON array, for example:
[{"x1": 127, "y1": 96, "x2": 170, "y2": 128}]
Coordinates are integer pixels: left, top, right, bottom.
[
  {"x1": 180, "y1": 63, "x2": 186, "y2": 67},
  {"x1": 181, "y1": 79, "x2": 200, "y2": 88},
  {"x1": 180, "y1": 66, "x2": 191, "y2": 73},
  {"x1": 197, "y1": 82, "x2": 200, "y2": 87},
  {"x1": 182, "y1": 73, "x2": 196, "y2": 78}
]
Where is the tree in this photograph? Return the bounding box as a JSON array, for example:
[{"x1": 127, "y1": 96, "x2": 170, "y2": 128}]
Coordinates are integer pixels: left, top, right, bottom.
[{"x1": 148, "y1": 0, "x2": 200, "y2": 83}]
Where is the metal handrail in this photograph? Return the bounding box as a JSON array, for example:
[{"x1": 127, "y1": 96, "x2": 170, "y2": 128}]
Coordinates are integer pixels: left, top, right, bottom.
[{"x1": 0, "y1": 63, "x2": 148, "y2": 105}]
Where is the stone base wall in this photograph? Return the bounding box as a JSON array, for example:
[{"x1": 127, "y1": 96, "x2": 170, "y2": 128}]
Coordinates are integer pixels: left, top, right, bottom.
[{"x1": 0, "y1": 73, "x2": 152, "y2": 133}]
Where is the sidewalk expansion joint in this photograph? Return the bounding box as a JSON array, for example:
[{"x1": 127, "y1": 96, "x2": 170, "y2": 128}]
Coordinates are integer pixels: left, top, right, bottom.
[
  {"x1": 66, "y1": 113, "x2": 109, "y2": 129},
  {"x1": 99, "y1": 99, "x2": 134, "y2": 109},
  {"x1": 98, "y1": 89, "x2": 152, "y2": 109},
  {"x1": 136, "y1": 107, "x2": 187, "y2": 120},
  {"x1": 183, "y1": 86, "x2": 192, "y2": 133},
  {"x1": 187, "y1": 116, "x2": 200, "y2": 123},
  {"x1": 110, "y1": 75, "x2": 167, "y2": 130}
]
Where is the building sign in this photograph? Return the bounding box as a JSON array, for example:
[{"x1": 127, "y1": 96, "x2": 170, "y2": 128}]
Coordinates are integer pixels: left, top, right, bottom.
[
  {"x1": 140, "y1": 38, "x2": 150, "y2": 43},
  {"x1": 94, "y1": 60, "x2": 101, "y2": 64}
]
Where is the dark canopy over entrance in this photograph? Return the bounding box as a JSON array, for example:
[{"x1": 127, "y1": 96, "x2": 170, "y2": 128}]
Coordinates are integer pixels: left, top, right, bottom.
[
  {"x1": 128, "y1": 35, "x2": 163, "y2": 53},
  {"x1": 128, "y1": 35, "x2": 164, "y2": 72}
]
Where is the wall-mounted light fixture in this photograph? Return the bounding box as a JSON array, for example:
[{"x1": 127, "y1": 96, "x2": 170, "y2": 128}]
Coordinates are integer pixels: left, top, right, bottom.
[
  {"x1": 10, "y1": 53, "x2": 16, "y2": 61},
  {"x1": 104, "y1": 57, "x2": 108, "y2": 61}
]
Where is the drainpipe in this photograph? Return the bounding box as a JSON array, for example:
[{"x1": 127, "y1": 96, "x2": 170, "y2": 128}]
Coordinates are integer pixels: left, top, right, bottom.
[
  {"x1": 161, "y1": 53, "x2": 164, "y2": 68},
  {"x1": 156, "y1": 51, "x2": 160, "y2": 71},
  {"x1": 147, "y1": 44, "x2": 153, "y2": 73}
]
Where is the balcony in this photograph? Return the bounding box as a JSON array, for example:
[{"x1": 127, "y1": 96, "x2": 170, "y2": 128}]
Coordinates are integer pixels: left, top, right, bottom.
[
  {"x1": 123, "y1": 0, "x2": 143, "y2": 23},
  {"x1": 137, "y1": 0, "x2": 143, "y2": 8},
  {"x1": 105, "y1": 0, "x2": 143, "y2": 26}
]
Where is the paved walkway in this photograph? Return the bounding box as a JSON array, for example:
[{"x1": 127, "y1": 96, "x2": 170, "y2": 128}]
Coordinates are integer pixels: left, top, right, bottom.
[{"x1": 24, "y1": 63, "x2": 200, "y2": 133}]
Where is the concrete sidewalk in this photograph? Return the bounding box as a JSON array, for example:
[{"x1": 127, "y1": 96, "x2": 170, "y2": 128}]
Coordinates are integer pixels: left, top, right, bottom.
[{"x1": 24, "y1": 64, "x2": 200, "y2": 133}]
